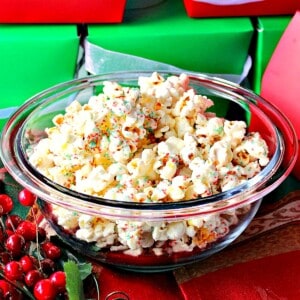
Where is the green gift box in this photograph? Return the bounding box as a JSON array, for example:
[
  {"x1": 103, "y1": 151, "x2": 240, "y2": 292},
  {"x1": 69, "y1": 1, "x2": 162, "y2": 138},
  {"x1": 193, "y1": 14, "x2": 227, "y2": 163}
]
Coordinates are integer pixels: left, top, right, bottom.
[
  {"x1": 86, "y1": 0, "x2": 253, "y2": 76},
  {"x1": 252, "y1": 16, "x2": 292, "y2": 94},
  {"x1": 0, "y1": 25, "x2": 79, "y2": 130}
]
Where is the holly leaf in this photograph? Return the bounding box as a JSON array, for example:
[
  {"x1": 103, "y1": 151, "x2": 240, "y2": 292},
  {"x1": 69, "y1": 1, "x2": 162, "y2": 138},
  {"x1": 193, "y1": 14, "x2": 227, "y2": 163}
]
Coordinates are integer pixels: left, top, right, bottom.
[
  {"x1": 78, "y1": 262, "x2": 93, "y2": 281},
  {"x1": 64, "y1": 260, "x2": 86, "y2": 300}
]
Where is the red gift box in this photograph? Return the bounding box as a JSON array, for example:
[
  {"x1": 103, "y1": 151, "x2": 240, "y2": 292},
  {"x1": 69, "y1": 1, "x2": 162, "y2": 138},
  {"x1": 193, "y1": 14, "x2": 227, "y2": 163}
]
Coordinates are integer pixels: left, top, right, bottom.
[
  {"x1": 261, "y1": 11, "x2": 300, "y2": 179},
  {"x1": 0, "y1": 0, "x2": 126, "y2": 23},
  {"x1": 183, "y1": 0, "x2": 300, "y2": 18}
]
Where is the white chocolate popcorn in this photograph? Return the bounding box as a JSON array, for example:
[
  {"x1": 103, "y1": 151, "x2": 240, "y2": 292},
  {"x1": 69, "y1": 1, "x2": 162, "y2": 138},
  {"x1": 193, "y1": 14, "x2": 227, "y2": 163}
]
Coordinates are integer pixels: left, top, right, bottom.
[{"x1": 28, "y1": 73, "x2": 270, "y2": 257}]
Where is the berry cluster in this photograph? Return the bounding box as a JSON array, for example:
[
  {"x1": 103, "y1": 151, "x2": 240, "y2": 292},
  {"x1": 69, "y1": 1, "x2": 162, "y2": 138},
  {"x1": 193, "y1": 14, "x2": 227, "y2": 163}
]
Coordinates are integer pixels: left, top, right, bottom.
[{"x1": 0, "y1": 190, "x2": 67, "y2": 300}]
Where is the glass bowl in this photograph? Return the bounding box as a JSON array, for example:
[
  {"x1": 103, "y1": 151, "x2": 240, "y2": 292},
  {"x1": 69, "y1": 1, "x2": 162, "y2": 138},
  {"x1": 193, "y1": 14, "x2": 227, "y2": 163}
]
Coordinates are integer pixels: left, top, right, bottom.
[{"x1": 0, "y1": 71, "x2": 298, "y2": 272}]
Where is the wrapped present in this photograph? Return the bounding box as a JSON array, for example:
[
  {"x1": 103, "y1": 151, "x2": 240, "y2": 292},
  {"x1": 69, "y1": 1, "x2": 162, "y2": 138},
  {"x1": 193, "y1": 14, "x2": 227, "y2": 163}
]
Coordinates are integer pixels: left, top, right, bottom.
[
  {"x1": 0, "y1": 25, "x2": 79, "y2": 130},
  {"x1": 86, "y1": 0, "x2": 253, "y2": 77},
  {"x1": 252, "y1": 16, "x2": 292, "y2": 94},
  {"x1": 183, "y1": 0, "x2": 299, "y2": 18},
  {"x1": 0, "y1": 0, "x2": 126, "y2": 23},
  {"x1": 261, "y1": 11, "x2": 300, "y2": 179}
]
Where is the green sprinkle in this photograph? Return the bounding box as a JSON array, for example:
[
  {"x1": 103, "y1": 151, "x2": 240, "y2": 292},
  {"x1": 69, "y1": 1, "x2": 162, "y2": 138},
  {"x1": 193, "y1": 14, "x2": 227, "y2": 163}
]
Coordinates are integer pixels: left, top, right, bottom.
[
  {"x1": 89, "y1": 141, "x2": 97, "y2": 148},
  {"x1": 65, "y1": 154, "x2": 72, "y2": 160},
  {"x1": 214, "y1": 126, "x2": 224, "y2": 135}
]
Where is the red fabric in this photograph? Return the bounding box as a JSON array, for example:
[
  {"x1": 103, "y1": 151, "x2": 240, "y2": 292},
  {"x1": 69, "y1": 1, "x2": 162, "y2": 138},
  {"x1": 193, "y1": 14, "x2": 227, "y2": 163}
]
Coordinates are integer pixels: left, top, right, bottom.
[
  {"x1": 179, "y1": 251, "x2": 300, "y2": 300},
  {"x1": 175, "y1": 192, "x2": 300, "y2": 299},
  {"x1": 94, "y1": 266, "x2": 184, "y2": 300}
]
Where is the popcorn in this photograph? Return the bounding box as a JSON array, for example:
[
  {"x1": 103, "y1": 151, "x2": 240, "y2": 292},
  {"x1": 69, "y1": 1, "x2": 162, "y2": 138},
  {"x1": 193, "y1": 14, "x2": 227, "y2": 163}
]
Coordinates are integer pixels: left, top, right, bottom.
[
  {"x1": 223, "y1": 120, "x2": 246, "y2": 147},
  {"x1": 208, "y1": 140, "x2": 233, "y2": 167},
  {"x1": 27, "y1": 72, "x2": 270, "y2": 256},
  {"x1": 166, "y1": 222, "x2": 186, "y2": 240},
  {"x1": 52, "y1": 206, "x2": 79, "y2": 231}
]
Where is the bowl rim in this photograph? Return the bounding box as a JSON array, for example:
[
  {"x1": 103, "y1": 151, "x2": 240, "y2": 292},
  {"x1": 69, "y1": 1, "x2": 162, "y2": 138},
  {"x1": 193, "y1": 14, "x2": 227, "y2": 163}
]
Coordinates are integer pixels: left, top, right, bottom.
[{"x1": 0, "y1": 71, "x2": 298, "y2": 219}]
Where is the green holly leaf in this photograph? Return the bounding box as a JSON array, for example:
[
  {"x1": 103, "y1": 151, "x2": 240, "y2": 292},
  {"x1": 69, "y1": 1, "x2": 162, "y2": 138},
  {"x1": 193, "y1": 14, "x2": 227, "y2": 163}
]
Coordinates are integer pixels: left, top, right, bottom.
[
  {"x1": 78, "y1": 262, "x2": 93, "y2": 281},
  {"x1": 64, "y1": 260, "x2": 92, "y2": 300}
]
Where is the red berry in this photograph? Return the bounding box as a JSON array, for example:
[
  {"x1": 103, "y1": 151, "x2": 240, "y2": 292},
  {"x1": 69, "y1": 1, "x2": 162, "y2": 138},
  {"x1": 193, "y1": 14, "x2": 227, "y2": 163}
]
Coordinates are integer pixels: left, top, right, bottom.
[
  {"x1": 25, "y1": 269, "x2": 44, "y2": 288},
  {"x1": 41, "y1": 241, "x2": 52, "y2": 251},
  {"x1": 5, "y1": 233, "x2": 25, "y2": 257},
  {"x1": 38, "y1": 227, "x2": 47, "y2": 241},
  {"x1": 34, "y1": 279, "x2": 57, "y2": 300},
  {"x1": 0, "y1": 194, "x2": 13, "y2": 215},
  {"x1": 18, "y1": 189, "x2": 37, "y2": 207},
  {"x1": 0, "y1": 228, "x2": 5, "y2": 243},
  {"x1": 19, "y1": 255, "x2": 35, "y2": 273},
  {"x1": 6, "y1": 288, "x2": 23, "y2": 300},
  {"x1": 0, "y1": 280, "x2": 22, "y2": 299},
  {"x1": 0, "y1": 279, "x2": 11, "y2": 297},
  {"x1": 5, "y1": 214, "x2": 23, "y2": 231},
  {"x1": 28, "y1": 255, "x2": 39, "y2": 269},
  {"x1": 41, "y1": 242, "x2": 61, "y2": 260},
  {"x1": 40, "y1": 258, "x2": 56, "y2": 275},
  {"x1": 0, "y1": 252, "x2": 11, "y2": 264},
  {"x1": 4, "y1": 261, "x2": 23, "y2": 281},
  {"x1": 5, "y1": 229, "x2": 14, "y2": 237},
  {"x1": 50, "y1": 271, "x2": 66, "y2": 294},
  {"x1": 16, "y1": 220, "x2": 37, "y2": 241}
]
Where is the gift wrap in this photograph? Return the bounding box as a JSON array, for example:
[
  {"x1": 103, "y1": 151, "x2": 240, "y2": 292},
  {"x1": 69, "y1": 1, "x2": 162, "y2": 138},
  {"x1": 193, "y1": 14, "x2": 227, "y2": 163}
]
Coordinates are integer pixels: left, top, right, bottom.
[
  {"x1": 0, "y1": 25, "x2": 79, "y2": 130},
  {"x1": 86, "y1": 0, "x2": 253, "y2": 78},
  {"x1": 261, "y1": 12, "x2": 300, "y2": 180},
  {"x1": 183, "y1": 0, "x2": 299, "y2": 18},
  {"x1": 252, "y1": 16, "x2": 292, "y2": 94},
  {"x1": 0, "y1": 0, "x2": 126, "y2": 23}
]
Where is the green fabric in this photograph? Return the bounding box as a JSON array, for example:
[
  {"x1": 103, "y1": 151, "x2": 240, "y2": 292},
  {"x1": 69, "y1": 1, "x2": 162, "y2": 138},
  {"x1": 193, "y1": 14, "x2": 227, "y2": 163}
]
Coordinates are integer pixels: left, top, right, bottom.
[{"x1": 88, "y1": 0, "x2": 253, "y2": 75}]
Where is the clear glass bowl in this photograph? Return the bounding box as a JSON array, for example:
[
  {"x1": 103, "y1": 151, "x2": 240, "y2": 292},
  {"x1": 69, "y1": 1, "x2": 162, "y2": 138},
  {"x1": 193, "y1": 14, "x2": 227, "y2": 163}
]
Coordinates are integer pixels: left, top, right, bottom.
[{"x1": 0, "y1": 71, "x2": 298, "y2": 272}]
